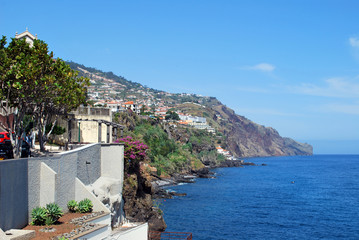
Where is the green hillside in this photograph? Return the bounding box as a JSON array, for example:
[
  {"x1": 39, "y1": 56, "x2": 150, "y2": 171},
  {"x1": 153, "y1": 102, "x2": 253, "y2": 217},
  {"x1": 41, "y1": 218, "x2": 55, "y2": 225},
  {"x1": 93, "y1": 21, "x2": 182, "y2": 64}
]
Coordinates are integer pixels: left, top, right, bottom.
[{"x1": 68, "y1": 61, "x2": 313, "y2": 160}]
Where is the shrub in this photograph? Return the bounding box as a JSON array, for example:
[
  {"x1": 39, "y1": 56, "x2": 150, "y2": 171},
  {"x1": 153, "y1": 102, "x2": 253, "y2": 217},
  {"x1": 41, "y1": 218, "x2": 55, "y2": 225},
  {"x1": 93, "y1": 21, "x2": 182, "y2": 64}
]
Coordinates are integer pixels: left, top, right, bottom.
[
  {"x1": 45, "y1": 217, "x2": 55, "y2": 226},
  {"x1": 115, "y1": 136, "x2": 148, "y2": 173},
  {"x1": 67, "y1": 200, "x2": 78, "y2": 213},
  {"x1": 31, "y1": 207, "x2": 47, "y2": 225},
  {"x1": 45, "y1": 203, "x2": 63, "y2": 223},
  {"x1": 77, "y1": 198, "x2": 93, "y2": 213},
  {"x1": 45, "y1": 123, "x2": 66, "y2": 135}
]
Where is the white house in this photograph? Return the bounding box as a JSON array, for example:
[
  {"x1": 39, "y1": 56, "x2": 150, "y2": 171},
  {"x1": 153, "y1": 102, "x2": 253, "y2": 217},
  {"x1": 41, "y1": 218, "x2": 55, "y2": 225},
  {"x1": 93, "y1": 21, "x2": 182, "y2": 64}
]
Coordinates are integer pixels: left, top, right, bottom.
[{"x1": 15, "y1": 28, "x2": 37, "y2": 47}]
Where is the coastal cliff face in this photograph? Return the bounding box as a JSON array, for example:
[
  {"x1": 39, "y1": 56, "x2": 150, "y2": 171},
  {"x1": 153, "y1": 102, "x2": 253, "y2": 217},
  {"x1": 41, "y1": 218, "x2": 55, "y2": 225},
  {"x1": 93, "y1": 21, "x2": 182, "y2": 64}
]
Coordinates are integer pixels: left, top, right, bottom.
[
  {"x1": 213, "y1": 104, "x2": 313, "y2": 157},
  {"x1": 122, "y1": 164, "x2": 167, "y2": 231},
  {"x1": 171, "y1": 100, "x2": 312, "y2": 158}
]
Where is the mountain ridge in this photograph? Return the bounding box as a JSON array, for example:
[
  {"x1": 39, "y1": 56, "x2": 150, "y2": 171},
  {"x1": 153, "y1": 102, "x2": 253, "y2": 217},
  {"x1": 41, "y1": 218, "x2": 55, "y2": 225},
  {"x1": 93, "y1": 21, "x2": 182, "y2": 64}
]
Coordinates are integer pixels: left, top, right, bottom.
[{"x1": 67, "y1": 61, "x2": 313, "y2": 157}]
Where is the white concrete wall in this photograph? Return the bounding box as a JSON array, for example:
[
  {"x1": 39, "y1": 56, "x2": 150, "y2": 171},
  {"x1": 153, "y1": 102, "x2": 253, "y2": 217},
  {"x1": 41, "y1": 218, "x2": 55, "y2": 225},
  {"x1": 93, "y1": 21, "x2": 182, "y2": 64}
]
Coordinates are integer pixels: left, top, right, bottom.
[
  {"x1": 115, "y1": 223, "x2": 148, "y2": 240},
  {"x1": 75, "y1": 178, "x2": 110, "y2": 214},
  {"x1": 101, "y1": 144, "x2": 124, "y2": 179},
  {"x1": 39, "y1": 162, "x2": 56, "y2": 206},
  {"x1": 100, "y1": 144, "x2": 125, "y2": 227},
  {"x1": 77, "y1": 225, "x2": 110, "y2": 240}
]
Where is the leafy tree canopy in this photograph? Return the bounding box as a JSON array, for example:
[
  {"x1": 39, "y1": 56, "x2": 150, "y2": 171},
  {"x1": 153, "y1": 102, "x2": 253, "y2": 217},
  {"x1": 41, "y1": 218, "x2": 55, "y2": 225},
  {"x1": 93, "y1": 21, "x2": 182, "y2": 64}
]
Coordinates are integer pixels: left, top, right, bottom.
[
  {"x1": 165, "y1": 110, "x2": 180, "y2": 120},
  {"x1": 0, "y1": 36, "x2": 90, "y2": 154}
]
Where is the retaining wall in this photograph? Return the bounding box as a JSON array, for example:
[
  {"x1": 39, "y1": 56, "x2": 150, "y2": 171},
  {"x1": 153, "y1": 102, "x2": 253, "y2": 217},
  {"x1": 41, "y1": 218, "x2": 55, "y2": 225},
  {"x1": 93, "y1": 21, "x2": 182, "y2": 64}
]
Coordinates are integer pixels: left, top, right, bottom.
[
  {"x1": 0, "y1": 143, "x2": 124, "y2": 231},
  {"x1": 28, "y1": 143, "x2": 102, "y2": 218}
]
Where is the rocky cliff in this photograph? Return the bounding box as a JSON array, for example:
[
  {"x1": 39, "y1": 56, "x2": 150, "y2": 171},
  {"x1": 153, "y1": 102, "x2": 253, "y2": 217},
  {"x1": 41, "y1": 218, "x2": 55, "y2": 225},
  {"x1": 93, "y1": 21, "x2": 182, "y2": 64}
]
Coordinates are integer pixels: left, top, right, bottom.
[
  {"x1": 122, "y1": 163, "x2": 166, "y2": 231},
  {"x1": 212, "y1": 104, "x2": 312, "y2": 157}
]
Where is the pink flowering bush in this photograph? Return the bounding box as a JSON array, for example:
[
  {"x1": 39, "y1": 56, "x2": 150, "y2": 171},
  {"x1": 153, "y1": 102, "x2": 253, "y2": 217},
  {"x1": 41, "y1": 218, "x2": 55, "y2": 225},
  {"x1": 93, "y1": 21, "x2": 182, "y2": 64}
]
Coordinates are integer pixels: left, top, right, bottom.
[{"x1": 115, "y1": 136, "x2": 148, "y2": 173}]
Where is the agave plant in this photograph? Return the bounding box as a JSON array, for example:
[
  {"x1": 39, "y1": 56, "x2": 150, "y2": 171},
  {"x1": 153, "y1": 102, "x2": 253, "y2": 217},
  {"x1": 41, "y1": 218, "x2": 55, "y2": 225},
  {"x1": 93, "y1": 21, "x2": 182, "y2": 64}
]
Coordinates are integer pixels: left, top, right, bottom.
[
  {"x1": 45, "y1": 216, "x2": 55, "y2": 226},
  {"x1": 77, "y1": 198, "x2": 93, "y2": 213},
  {"x1": 31, "y1": 207, "x2": 47, "y2": 225},
  {"x1": 67, "y1": 200, "x2": 78, "y2": 213},
  {"x1": 59, "y1": 237, "x2": 70, "y2": 240},
  {"x1": 46, "y1": 203, "x2": 63, "y2": 223}
]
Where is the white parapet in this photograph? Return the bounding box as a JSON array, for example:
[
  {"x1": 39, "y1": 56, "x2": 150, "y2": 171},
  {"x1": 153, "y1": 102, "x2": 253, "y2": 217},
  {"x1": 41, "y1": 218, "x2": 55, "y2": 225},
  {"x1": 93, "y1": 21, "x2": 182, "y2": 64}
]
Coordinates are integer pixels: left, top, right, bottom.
[{"x1": 109, "y1": 222, "x2": 148, "y2": 240}]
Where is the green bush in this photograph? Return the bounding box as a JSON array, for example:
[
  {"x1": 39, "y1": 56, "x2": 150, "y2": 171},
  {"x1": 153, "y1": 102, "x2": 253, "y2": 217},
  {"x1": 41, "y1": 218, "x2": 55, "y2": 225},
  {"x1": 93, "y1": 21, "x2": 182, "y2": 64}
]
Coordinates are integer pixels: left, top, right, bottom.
[
  {"x1": 45, "y1": 203, "x2": 63, "y2": 223},
  {"x1": 137, "y1": 124, "x2": 177, "y2": 159},
  {"x1": 45, "y1": 123, "x2": 66, "y2": 135},
  {"x1": 45, "y1": 217, "x2": 55, "y2": 226},
  {"x1": 77, "y1": 198, "x2": 93, "y2": 213},
  {"x1": 128, "y1": 119, "x2": 216, "y2": 176},
  {"x1": 165, "y1": 110, "x2": 180, "y2": 120},
  {"x1": 31, "y1": 203, "x2": 63, "y2": 226},
  {"x1": 67, "y1": 200, "x2": 78, "y2": 213},
  {"x1": 31, "y1": 207, "x2": 47, "y2": 226}
]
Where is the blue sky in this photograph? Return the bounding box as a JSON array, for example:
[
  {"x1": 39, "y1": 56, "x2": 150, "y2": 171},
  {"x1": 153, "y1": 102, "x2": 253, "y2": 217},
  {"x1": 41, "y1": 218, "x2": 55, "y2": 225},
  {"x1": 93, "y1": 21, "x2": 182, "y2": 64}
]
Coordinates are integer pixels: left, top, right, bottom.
[{"x1": 1, "y1": 0, "x2": 359, "y2": 154}]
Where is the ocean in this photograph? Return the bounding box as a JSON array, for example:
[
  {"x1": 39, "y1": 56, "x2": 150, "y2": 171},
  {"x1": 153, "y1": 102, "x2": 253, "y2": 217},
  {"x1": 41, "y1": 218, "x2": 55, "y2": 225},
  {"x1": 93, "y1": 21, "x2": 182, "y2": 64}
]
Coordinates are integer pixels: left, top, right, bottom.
[{"x1": 159, "y1": 155, "x2": 359, "y2": 240}]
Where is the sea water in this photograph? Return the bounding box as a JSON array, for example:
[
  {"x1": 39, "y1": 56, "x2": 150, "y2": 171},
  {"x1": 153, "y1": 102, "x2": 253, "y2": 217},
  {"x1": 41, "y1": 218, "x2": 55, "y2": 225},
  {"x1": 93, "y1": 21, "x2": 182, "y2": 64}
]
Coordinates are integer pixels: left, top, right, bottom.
[{"x1": 159, "y1": 155, "x2": 359, "y2": 240}]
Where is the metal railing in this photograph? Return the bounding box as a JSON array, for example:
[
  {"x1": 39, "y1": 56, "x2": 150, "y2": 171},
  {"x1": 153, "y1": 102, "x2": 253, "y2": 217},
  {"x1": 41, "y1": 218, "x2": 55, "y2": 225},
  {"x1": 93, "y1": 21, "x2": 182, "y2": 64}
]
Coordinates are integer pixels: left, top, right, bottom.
[{"x1": 149, "y1": 231, "x2": 192, "y2": 240}]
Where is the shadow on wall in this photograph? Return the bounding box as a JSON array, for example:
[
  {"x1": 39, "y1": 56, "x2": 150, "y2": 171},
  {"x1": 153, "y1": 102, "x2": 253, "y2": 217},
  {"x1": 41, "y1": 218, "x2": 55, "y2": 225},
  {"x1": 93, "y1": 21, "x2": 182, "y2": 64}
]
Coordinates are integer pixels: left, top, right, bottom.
[{"x1": 0, "y1": 158, "x2": 28, "y2": 231}]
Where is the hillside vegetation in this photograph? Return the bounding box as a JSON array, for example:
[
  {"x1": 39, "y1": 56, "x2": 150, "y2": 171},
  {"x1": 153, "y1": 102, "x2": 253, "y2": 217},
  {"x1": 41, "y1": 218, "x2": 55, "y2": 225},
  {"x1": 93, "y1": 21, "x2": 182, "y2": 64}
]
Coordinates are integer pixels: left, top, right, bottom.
[
  {"x1": 68, "y1": 61, "x2": 313, "y2": 161},
  {"x1": 114, "y1": 111, "x2": 225, "y2": 176}
]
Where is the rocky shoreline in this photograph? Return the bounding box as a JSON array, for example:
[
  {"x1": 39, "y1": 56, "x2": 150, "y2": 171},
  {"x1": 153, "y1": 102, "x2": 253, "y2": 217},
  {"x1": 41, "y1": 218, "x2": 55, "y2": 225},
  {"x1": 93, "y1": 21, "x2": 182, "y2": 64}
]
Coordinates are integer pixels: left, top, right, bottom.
[
  {"x1": 151, "y1": 160, "x2": 256, "y2": 199},
  {"x1": 121, "y1": 159, "x2": 257, "y2": 232}
]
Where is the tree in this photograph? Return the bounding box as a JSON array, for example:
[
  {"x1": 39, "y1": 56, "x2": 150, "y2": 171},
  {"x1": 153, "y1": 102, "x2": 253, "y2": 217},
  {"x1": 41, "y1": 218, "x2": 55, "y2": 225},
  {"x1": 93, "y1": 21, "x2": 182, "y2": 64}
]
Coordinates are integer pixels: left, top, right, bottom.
[
  {"x1": 165, "y1": 110, "x2": 180, "y2": 120},
  {"x1": 0, "y1": 36, "x2": 89, "y2": 155},
  {"x1": 140, "y1": 105, "x2": 147, "y2": 115}
]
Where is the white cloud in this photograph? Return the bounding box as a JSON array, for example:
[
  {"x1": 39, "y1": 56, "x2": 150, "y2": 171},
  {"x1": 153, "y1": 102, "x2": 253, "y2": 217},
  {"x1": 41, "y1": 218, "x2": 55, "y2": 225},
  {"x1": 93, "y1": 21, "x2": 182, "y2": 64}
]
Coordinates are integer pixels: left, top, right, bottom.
[
  {"x1": 349, "y1": 37, "x2": 359, "y2": 47},
  {"x1": 322, "y1": 102, "x2": 359, "y2": 115},
  {"x1": 290, "y1": 77, "x2": 359, "y2": 115},
  {"x1": 291, "y1": 77, "x2": 359, "y2": 98},
  {"x1": 241, "y1": 63, "x2": 276, "y2": 72}
]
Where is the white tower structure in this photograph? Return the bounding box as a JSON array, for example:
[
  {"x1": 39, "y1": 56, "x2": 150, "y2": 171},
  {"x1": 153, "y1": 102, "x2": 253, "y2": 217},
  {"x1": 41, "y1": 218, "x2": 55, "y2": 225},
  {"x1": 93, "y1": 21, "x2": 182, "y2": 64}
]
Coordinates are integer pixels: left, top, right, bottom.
[{"x1": 15, "y1": 28, "x2": 37, "y2": 47}]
